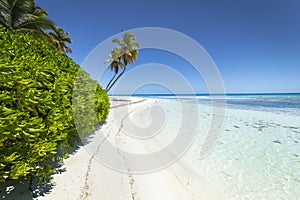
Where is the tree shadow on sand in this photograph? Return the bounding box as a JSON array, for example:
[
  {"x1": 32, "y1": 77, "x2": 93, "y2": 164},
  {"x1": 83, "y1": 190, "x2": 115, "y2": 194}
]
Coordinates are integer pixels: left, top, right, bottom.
[{"x1": 0, "y1": 120, "x2": 108, "y2": 200}]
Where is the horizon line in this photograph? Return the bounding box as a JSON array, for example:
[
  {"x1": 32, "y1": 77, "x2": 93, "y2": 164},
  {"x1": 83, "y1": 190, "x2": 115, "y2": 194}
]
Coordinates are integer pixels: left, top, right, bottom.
[{"x1": 109, "y1": 92, "x2": 300, "y2": 96}]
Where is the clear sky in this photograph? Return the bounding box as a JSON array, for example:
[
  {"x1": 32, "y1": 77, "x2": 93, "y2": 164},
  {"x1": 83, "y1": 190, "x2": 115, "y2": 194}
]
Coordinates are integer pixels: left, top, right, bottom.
[{"x1": 36, "y1": 0, "x2": 300, "y2": 94}]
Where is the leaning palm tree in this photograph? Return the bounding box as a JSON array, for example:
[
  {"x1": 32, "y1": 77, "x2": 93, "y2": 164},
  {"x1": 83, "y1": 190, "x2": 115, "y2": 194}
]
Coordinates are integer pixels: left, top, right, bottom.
[
  {"x1": 104, "y1": 48, "x2": 124, "y2": 91},
  {"x1": 105, "y1": 33, "x2": 139, "y2": 92}
]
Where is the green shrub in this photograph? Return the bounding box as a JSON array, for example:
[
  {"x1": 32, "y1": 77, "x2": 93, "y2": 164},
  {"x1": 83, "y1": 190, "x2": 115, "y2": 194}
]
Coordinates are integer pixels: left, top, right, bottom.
[{"x1": 0, "y1": 25, "x2": 109, "y2": 183}]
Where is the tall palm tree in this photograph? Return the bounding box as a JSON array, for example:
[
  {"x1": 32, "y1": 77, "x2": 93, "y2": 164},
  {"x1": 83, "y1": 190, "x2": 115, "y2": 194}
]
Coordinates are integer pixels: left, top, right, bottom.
[
  {"x1": 0, "y1": 0, "x2": 31, "y2": 28},
  {"x1": 0, "y1": 0, "x2": 72, "y2": 53},
  {"x1": 0, "y1": 0, "x2": 54, "y2": 36},
  {"x1": 105, "y1": 33, "x2": 139, "y2": 92}
]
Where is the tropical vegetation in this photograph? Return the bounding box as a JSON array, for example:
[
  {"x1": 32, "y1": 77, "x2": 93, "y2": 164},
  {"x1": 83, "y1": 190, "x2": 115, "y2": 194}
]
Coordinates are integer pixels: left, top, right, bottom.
[
  {"x1": 0, "y1": 25, "x2": 109, "y2": 191},
  {"x1": 0, "y1": 1, "x2": 111, "y2": 196},
  {"x1": 0, "y1": 0, "x2": 72, "y2": 53},
  {"x1": 105, "y1": 33, "x2": 139, "y2": 92}
]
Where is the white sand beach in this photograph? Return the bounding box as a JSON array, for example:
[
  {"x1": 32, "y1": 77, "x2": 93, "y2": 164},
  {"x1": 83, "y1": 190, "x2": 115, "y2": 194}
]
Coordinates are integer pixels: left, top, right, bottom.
[{"x1": 36, "y1": 97, "x2": 225, "y2": 200}]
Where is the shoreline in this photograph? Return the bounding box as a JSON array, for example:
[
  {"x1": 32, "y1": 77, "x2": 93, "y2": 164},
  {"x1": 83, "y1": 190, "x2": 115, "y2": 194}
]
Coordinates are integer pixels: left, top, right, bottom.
[
  {"x1": 35, "y1": 96, "x2": 300, "y2": 199},
  {"x1": 36, "y1": 96, "x2": 225, "y2": 200}
]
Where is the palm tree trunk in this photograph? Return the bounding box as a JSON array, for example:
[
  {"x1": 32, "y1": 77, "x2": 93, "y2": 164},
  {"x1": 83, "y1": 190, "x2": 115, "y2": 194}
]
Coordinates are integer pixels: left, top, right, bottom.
[
  {"x1": 105, "y1": 73, "x2": 117, "y2": 91},
  {"x1": 106, "y1": 67, "x2": 126, "y2": 92}
]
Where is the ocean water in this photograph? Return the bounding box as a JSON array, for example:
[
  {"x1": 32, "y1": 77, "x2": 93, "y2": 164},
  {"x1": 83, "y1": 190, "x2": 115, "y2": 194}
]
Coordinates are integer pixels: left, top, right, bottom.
[
  {"x1": 137, "y1": 94, "x2": 300, "y2": 199},
  {"x1": 201, "y1": 94, "x2": 300, "y2": 116}
]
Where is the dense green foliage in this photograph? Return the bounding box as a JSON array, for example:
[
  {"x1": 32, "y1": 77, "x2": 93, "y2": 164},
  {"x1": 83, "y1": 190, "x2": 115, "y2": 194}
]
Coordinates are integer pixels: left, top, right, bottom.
[
  {"x1": 0, "y1": 26, "x2": 109, "y2": 183},
  {"x1": 0, "y1": 0, "x2": 72, "y2": 53}
]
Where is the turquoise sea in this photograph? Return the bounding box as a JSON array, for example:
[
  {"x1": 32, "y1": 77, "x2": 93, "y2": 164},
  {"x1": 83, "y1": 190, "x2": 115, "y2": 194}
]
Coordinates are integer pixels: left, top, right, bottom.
[
  {"x1": 128, "y1": 93, "x2": 300, "y2": 114},
  {"x1": 123, "y1": 93, "x2": 300, "y2": 199}
]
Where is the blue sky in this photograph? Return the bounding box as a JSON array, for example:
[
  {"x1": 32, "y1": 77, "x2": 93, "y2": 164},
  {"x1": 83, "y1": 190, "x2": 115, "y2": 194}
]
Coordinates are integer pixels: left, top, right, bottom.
[{"x1": 36, "y1": 0, "x2": 300, "y2": 94}]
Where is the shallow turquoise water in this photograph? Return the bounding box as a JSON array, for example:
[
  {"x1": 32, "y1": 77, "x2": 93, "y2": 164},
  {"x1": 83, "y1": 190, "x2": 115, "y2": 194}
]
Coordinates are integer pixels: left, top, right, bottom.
[{"x1": 152, "y1": 95, "x2": 300, "y2": 199}]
